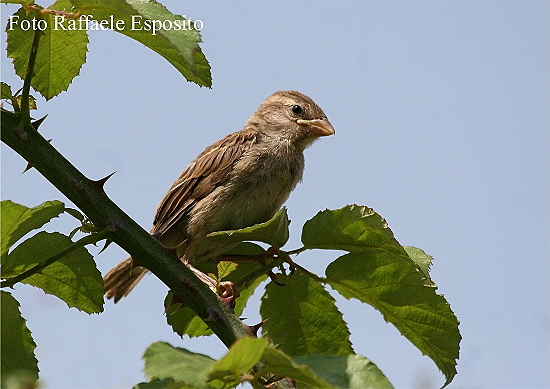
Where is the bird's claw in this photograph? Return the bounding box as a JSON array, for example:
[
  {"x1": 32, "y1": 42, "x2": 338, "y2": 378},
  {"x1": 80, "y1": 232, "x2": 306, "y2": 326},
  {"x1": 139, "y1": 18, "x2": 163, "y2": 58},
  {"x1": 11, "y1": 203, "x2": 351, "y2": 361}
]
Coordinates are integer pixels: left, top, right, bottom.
[{"x1": 218, "y1": 280, "x2": 239, "y2": 310}]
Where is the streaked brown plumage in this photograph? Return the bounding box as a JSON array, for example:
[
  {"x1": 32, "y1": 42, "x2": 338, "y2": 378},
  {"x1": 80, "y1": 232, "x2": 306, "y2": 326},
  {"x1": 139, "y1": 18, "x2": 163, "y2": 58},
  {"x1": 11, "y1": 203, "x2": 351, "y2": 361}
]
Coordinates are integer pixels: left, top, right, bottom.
[{"x1": 103, "y1": 91, "x2": 335, "y2": 302}]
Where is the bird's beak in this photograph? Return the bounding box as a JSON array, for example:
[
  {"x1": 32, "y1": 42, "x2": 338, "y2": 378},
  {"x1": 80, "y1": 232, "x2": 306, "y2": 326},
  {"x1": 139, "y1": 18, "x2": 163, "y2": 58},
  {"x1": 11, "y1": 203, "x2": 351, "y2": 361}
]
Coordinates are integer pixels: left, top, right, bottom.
[{"x1": 297, "y1": 118, "x2": 335, "y2": 137}]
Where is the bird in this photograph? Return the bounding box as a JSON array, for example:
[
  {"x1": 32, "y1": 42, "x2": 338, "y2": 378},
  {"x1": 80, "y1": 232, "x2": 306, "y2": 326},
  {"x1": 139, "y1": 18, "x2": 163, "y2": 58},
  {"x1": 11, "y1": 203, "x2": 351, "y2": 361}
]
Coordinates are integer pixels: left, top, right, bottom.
[{"x1": 103, "y1": 90, "x2": 335, "y2": 302}]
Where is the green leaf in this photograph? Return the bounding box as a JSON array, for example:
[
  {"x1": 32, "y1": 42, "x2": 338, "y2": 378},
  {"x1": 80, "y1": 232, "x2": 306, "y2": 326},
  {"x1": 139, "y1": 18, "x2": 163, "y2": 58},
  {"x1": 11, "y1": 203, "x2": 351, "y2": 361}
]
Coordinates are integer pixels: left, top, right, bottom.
[
  {"x1": 223, "y1": 242, "x2": 266, "y2": 256},
  {"x1": 326, "y1": 252, "x2": 460, "y2": 387},
  {"x1": 294, "y1": 354, "x2": 393, "y2": 389},
  {"x1": 301, "y1": 205, "x2": 460, "y2": 386},
  {"x1": 15, "y1": 94, "x2": 37, "y2": 110},
  {"x1": 165, "y1": 301, "x2": 221, "y2": 339},
  {"x1": 261, "y1": 272, "x2": 353, "y2": 357},
  {"x1": 209, "y1": 337, "x2": 268, "y2": 387},
  {"x1": 1, "y1": 82, "x2": 13, "y2": 99},
  {"x1": 404, "y1": 246, "x2": 433, "y2": 285},
  {"x1": 1, "y1": 199, "x2": 65, "y2": 258},
  {"x1": 6, "y1": 5, "x2": 89, "y2": 100},
  {"x1": 71, "y1": 0, "x2": 211, "y2": 87},
  {"x1": 65, "y1": 207, "x2": 85, "y2": 221},
  {"x1": 260, "y1": 347, "x2": 335, "y2": 389},
  {"x1": 217, "y1": 261, "x2": 238, "y2": 280},
  {"x1": 143, "y1": 342, "x2": 382, "y2": 389},
  {"x1": 1, "y1": 291, "x2": 39, "y2": 388},
  {"x1": 1, "y1": 81, "x2": 38, "y2": 110},
  {"x1": 302, "y1": 205, "x2": 415, "y2": 266},
  {"x1": 232, "y1": 272, "x2": 267, "y2": 315},
  {"x1": 207, "y1": 207, "x2": 290, "y2": 248},
  {"x1": 3, "y1": 232, "x2": 104, "y2": 313},
  {"x1": 143, "y1": 342, "x2": 216, "y2": 389},
  {"x1": 133, "y1": 378, "x2": 189, "y2": 389}
]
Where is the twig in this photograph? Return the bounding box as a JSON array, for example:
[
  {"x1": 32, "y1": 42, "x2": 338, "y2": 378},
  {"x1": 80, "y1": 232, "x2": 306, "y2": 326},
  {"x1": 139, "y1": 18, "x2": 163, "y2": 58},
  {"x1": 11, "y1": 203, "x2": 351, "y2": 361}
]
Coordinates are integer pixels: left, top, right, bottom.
[{"x1": 19, "y1": 10, "x2": 43, "y2": 124}]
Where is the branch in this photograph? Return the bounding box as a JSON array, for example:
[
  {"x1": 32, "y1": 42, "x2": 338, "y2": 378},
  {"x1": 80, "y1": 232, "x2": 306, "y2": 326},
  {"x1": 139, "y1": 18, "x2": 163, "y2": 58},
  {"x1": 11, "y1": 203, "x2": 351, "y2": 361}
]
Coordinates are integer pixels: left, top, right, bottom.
[{"x1": 1, "y1": 110, "x2": 249, "y2": 348}]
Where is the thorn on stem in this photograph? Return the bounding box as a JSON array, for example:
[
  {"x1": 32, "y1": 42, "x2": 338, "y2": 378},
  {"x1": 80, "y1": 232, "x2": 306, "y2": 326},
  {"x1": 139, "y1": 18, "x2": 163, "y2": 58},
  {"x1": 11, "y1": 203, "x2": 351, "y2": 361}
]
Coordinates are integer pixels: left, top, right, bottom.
[
  {"x1": 204, "y1": 307, "x2": 223, "y2": 323},
  {"x1": 91, "y1": 172, "x2": 116, "y2": 192},
  {"x1": 22, "y1": 139, "x2": 52, "y2": 174},
  {"x1": 164, "y1": 238, "x2": 187, "y2": 255},
  {"x1": 22, "y1": 162, "x2": 33, "y2": 174},
  {"x1": 98, "y1": 239, "x2": 113, "y2": 254},
  {"x1": 245, "y1": 319, "x2": 268, "y2": 337},
  {"x1": 31, "y1": 115, "x2": 47, "y2": 130}
]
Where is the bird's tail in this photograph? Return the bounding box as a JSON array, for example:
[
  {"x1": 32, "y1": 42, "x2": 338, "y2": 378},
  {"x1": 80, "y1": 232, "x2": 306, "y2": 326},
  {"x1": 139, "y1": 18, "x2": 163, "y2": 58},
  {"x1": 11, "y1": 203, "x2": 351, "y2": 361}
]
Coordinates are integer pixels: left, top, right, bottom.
[{"x1": 103, "y1": 257, "x2": 149, "y2": 303}]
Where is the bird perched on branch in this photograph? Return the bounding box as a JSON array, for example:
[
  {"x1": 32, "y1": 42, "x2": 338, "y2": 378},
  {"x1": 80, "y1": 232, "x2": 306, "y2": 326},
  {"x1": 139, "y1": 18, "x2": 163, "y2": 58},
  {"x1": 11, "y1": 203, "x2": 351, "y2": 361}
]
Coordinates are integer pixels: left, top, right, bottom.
[{"x1": 103, "y1": 90, "x2": 335, "y2": 302}]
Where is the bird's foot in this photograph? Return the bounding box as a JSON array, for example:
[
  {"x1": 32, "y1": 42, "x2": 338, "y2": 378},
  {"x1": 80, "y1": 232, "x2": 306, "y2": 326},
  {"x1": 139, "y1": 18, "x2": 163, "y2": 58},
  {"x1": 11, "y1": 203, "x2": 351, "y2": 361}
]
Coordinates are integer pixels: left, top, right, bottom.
[{"x1": 218, "y1": 280, "x2": 240, "y2": 310}]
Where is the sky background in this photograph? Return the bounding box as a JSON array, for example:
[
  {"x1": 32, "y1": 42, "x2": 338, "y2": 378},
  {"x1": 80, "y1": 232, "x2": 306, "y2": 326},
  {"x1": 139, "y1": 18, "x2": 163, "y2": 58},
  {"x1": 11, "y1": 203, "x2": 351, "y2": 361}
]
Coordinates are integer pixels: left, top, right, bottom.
[{"x1": 1, "y1": 1, "x2": 549, "y2": 388}]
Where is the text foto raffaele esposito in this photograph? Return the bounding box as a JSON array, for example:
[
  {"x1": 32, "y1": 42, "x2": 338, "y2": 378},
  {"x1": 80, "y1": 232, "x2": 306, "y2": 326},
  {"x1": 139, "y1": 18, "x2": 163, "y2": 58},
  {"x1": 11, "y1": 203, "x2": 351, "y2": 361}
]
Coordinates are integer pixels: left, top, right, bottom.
[{"x1": 7, "y1": 14, "x2": 204, "y2": 35}]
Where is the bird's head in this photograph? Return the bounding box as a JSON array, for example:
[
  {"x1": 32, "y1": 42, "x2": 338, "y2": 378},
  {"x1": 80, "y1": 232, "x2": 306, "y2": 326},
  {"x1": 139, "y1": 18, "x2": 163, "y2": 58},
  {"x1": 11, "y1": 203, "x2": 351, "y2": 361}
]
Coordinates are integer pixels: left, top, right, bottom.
[{"x1": 248, "y1": 90, "x2": 335, "y2": 150}]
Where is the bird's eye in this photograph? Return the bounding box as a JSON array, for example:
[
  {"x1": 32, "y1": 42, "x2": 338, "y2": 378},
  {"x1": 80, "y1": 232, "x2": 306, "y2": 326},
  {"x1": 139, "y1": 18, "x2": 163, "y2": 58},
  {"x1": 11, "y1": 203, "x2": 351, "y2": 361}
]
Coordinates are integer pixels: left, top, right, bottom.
[{"x1": 292, "y1": 105, "x2": 303, "y2": 115}]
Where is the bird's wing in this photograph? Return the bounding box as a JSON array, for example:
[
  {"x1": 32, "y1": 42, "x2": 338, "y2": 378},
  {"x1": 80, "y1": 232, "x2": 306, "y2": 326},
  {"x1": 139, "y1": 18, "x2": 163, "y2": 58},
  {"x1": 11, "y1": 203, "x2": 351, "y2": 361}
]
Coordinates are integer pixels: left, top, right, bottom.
[{"x1": 151, "y1": 130, "x2": 258, "y2": 237}]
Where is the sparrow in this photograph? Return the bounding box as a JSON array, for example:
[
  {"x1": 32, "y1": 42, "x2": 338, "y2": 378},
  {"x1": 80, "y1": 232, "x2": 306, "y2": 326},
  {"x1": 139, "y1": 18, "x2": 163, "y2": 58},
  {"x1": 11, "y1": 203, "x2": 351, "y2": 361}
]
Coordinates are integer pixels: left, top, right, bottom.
[{"x1": 103, "y1": 91, "x2": 335, "y2": 302}]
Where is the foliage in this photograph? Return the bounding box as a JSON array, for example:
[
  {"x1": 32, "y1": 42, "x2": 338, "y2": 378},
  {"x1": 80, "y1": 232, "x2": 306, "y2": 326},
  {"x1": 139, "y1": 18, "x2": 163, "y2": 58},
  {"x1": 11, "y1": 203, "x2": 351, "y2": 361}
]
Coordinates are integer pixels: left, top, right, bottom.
[
  {"x1": 1, "y1": 291, "x2": 38, "y2": 389},
  {"x1": 5, "y1": 0, "x2": 210, "y2": 101},
  {"x1": 135, "y1": 338, "x2": 393, "y2": 389},
  {"x1": 1, "y1": 1, "x2": 461, "y2": 388},
  {"x1": 1, "y1": 201, "x2": 104, "y2": 313}
]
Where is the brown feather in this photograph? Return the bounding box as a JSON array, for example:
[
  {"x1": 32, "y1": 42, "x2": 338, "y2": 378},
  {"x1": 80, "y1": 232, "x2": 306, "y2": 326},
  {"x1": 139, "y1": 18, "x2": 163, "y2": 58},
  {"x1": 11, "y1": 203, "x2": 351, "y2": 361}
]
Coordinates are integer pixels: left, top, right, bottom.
[{"x1": 152, "y1": 130, "x2": 258, "y2": 238}]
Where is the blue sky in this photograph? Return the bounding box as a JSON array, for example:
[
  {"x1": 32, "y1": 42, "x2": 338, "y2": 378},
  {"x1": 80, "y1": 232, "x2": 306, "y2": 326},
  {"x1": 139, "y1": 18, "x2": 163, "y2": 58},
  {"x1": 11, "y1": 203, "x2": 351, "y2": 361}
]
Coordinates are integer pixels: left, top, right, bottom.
[{"x1": 2, "y1": 1, "x2": 549, "y2": 388}]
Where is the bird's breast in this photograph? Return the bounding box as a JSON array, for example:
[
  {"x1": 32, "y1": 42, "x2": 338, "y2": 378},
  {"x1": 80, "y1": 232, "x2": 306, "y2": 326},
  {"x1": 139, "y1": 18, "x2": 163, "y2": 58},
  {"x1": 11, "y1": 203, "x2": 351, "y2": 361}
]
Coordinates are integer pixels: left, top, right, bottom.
[
  {"x1": 188, "y1": 143, "x2": 305, "y2": 257},
  {"x1": 221, "y1": 143, "x2": 304, "y2": 226}
]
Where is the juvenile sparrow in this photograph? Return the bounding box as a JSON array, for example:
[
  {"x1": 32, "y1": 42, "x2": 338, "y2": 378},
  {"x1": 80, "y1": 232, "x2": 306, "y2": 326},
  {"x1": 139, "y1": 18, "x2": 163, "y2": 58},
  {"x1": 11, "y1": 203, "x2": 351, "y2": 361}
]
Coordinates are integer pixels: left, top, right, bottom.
[{"x1": 104, "y1": 91, "x2": 335, "y2": 302}]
